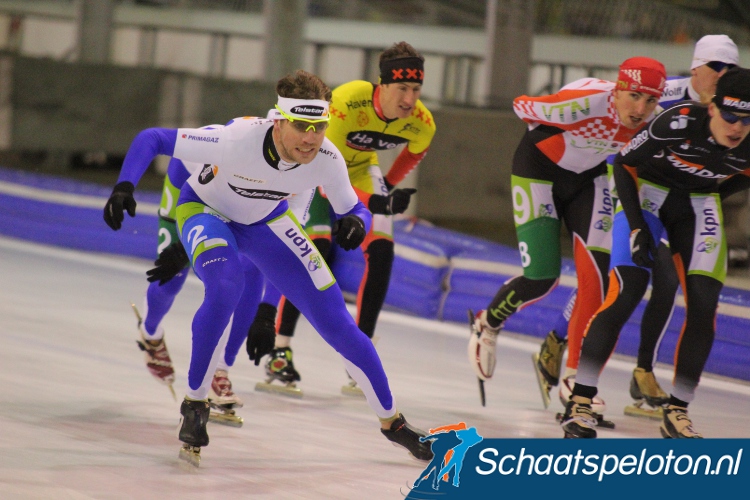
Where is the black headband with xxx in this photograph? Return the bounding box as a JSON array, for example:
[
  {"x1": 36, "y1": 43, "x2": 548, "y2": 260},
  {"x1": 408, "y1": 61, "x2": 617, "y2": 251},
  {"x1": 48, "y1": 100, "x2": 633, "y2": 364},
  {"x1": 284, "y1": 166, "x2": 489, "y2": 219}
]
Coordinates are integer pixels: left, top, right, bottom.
[{"x1": 379, "y1": 56, "x2": 425, "y2": 85}]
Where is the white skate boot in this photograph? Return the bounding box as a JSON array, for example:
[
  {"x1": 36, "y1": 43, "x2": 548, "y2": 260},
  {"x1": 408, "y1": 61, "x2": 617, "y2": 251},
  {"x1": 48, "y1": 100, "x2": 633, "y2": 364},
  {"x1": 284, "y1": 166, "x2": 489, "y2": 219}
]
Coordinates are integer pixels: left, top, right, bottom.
[
  {"x1": 207, "y1": 370, "x2": 243, "y2": 427},
  {"x1": 132, "y1": 304, "x2": 176, "y2": 399},
  {"x1": 467, "y1": 310, "x2": 501, "y2": 406}
]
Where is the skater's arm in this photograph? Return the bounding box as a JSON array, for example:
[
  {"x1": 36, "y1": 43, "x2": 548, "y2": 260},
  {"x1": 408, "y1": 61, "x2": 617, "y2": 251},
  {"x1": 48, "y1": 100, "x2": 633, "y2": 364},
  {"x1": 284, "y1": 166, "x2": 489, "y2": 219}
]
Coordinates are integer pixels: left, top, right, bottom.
[{"x1": 117, "y1": 128, "x2": 178, "y2": 187}]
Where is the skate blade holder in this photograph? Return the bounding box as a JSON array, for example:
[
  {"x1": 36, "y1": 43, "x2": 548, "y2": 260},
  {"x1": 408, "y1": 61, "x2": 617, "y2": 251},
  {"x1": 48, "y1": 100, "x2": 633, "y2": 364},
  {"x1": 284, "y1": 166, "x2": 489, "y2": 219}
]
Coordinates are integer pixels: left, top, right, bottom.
[
  {"x1": 531, "y1": 352, "x2": 552, "y2": 409},
  {"x1": 624, "y1": 402, "x2": 664, "y2": 420},
  {"x1": 340, "y1": 383, "x2": 365, "y2": 398},
  {"x1": 255, "y1": 380, "x2": 303, "y2": 398},
  {"x1": 179, "y1": 445, "x2": 201, "y2": 468}
]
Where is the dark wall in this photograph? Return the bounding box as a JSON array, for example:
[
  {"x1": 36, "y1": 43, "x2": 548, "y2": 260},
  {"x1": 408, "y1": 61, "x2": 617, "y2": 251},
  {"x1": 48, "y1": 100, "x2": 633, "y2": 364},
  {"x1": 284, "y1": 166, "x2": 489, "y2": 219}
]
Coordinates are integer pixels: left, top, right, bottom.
[{"x1": 416, "y1": 107, "x2": 527, "y2": 245}]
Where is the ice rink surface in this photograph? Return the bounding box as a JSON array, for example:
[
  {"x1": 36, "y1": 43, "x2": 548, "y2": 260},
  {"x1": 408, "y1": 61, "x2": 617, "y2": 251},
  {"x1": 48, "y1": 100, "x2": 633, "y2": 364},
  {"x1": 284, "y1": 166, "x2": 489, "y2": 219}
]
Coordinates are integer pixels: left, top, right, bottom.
[{"x1": 2, "y1": 235, "x2": 750, "y2": 499}]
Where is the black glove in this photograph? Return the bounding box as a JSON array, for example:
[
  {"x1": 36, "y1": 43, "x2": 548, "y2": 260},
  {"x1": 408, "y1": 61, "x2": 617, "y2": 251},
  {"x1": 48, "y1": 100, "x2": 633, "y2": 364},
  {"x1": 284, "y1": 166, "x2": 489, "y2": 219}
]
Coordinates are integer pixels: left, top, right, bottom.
[
  {"x1": 246, "y1": 303, "x2": 277, "y2": 365},
  {"x1": 103, "y1": 181, "x2": 137, "y2": 230},
  {"x1": 332, "y1": 215, "x2": 366, "y2": 250},
  {"x1": 630, "y1": 227, "x2": 657, "y2": 268},
  {"x1": 146, "y1": 241, "x2": 190, "y2": 285},
  {"x1": 368, "y1": 188, "x2": 417, "y2": 215},
  {"x1": 383, "y1": 177, "x2": 395, "y2": 191}
]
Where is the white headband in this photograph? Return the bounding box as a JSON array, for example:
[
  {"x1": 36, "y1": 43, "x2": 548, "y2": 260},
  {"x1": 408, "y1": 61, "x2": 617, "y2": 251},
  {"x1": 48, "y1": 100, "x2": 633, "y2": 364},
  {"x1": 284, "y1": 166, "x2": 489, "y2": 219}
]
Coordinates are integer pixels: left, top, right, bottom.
[{"x1": 275, "y1": 96, "x2": 330, "y2": 122}]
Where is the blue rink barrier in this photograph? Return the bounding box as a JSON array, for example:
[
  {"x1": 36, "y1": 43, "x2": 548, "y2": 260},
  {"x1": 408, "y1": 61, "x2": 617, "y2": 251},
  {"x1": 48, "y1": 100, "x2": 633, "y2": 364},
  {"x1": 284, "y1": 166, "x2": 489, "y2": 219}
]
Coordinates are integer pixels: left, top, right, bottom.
[{"x1": 1, "y1": 165, "x2": 749, "y2": 382}]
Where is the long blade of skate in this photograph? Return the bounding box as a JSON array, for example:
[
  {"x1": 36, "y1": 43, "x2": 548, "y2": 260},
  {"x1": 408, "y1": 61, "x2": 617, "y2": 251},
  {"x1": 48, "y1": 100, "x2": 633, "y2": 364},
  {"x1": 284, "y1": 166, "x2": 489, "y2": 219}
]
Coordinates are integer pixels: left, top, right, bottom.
[
  {"x1": 208, "y1": 411, "x2": 244, "y2": 427},
  {"x1": 531, "y1": 352, "x2": 551, "y2": 409},
  {"x1": 179, "y1": 445, "x2": 201, "y2": 467},
  {"x1": 130, "y1": 302, "x2": 143, "y2": 323},
  {"x1": 624, "y1": 404, "x2": 664, "y2": 420},
  {"x1": 467, "y1": 310, "x2": 486, "y2": 407},
  {"x1": 341, "y1": 384, "x2": 365, "y2": 398},
  {"x1": 255, "y1": 381, "x2": 303, "y2": 398}
]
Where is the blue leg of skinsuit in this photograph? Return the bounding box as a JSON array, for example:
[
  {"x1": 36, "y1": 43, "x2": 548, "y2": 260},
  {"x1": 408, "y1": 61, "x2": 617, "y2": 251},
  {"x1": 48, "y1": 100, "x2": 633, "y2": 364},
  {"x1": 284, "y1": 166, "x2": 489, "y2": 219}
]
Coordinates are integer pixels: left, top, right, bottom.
[
  {"x1": 235, "y1": 220, "x2": 396, "y2": 419},
  {"x1": 219, "y1": 254, "x2": 264, "y2": 370},
  {"x1": 143, "y1": 270, "x2": 189, "y2": 335},
  {"x1": 143, "y1": 158, "x2": 192, "y2": 337},
  {"x1": 180, "y1": 214, "x2": 246, "y2": 398}
]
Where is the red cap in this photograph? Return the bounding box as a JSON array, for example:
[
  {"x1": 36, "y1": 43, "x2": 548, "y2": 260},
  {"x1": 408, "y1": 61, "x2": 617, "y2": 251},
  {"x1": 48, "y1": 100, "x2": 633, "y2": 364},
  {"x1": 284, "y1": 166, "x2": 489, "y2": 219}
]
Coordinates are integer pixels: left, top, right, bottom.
[{"x1": 616, "y1": 57, "x2": 667, "y2": 98}]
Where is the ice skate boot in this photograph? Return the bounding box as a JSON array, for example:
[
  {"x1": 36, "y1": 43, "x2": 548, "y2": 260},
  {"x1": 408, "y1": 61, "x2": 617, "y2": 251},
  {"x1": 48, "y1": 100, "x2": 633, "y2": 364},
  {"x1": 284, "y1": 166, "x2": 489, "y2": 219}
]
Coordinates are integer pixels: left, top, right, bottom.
[
  {"x1": 255, "y1": 347, "x2": 303, "y2": 398},
  {"x1": 178, "y1": 398, "x2": 210, "y2": 467},
  {"x1": 624, "y1": 368, "x2": 668, "y2": 420},
  {"x1": 531, "y1": 330, "x2": 567, "y2": 409},
  {"x1": 467, "y1": 310, "x2": 501, "y2": 406},
  {"x1": 381, "y1": 413, "x2": 434, "y2": 461},
  {"x1": 557, "y1": 375, "x2": 614, "y2": 429},
  {"x1": 660, "y1": 405, "x2": 703, "y2": 439},
  {"x1": 560, "y1": 397, "x2": 597, "y2": 439},
  {"x1": 207, "y1": 370, "x2": 243, "y2": 427},
  {"x1": 132, "y1": 303, "x2": 176, "y2": 400}
]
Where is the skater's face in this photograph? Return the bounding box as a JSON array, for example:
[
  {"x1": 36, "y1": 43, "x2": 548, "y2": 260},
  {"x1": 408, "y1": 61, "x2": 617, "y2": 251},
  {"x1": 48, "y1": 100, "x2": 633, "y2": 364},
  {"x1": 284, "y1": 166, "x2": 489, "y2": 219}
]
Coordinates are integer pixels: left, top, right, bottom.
[
  {"x1": 273, "y1": 119, "x2": 328, "y2": 164},
  {"x1": 613, "y1": 90, "x2": 660, "y2": 129},
  {"x1": 380, "y1": 82, "x2": 421, "y2": 120},
  {"x1": 708, "y1": 102, "x2": 750, "y2": 148}
]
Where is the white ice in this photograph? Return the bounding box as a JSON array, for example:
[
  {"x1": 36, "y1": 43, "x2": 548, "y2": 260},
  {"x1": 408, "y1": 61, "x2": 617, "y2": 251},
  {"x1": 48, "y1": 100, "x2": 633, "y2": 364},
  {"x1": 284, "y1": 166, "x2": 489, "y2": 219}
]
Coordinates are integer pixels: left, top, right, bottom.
[{"x1": 1, "y1": 235, "x2": 749, "y2": 499}]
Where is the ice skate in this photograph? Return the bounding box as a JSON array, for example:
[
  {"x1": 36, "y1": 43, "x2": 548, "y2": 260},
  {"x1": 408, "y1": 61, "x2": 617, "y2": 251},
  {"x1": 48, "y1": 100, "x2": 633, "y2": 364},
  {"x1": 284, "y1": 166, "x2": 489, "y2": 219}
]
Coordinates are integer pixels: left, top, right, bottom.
[
  {"x1": 131, "y1": 303, "x2": 176, "y2": 400},
  {"x1": 467, "y1": 310, "x2": 500, "y2": 406},
  {"x1": 557, "y1": 375, "x2": 614, "y2": 429},
  {"x1": 531, "y1": 330, "x2": 567, "y2": 409},
  {"x1": 660, "y1": 405, "x2": 703, "y2": 439},
  {"x1": 381, "y1": 413, "x2": 434, "y2": 461},
  {"x1": 255, "y1": 347, "x2": 303, "y2": 398},
  {"x1": 560, "y1": 397, "x2": 598, "y2": 438},
  {"x1": 178, "y1": 398, "x2": 210, "y2": 467},
  {"x1": 624, "y1": 368, "x2": 668, "y2": 420},
  {"x1": 207, "y1": 370, "x2": 244, "y2": 427}
]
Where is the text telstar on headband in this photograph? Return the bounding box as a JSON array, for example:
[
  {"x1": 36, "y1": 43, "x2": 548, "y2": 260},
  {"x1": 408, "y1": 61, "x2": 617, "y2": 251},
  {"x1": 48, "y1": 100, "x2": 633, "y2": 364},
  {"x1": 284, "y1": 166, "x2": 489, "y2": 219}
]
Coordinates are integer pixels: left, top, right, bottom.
[{"x1": 275, "y1": 96, "x2": 330, "y2": 123}]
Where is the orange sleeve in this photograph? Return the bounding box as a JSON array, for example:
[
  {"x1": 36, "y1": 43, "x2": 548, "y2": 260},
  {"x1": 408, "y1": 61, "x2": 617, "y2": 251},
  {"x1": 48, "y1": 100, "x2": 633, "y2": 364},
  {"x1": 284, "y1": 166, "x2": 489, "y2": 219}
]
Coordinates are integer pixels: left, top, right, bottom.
[
  {"x1": 384, "y1": 148, "x2": 427, "y2": 187},
  {"x1": 352, "y1": 186, "x2": 372, "y2": 206}
]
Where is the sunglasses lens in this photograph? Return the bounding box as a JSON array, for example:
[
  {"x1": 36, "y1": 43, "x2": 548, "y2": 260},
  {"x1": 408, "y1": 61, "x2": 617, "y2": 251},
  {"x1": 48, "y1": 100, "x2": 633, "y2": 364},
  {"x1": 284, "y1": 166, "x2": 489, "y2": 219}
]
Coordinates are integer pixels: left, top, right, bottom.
[{"x1": 721, "y1": 110, "x2": 750, "y2": 125}]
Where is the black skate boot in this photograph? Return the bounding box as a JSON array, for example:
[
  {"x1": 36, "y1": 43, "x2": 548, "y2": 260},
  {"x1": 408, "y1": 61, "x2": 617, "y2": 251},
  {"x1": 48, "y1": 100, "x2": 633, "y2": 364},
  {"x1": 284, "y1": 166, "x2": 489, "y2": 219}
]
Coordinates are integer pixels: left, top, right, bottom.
[
  {"x1": 660, "y1": 405, "x2": 703, "y2": 439},
  {"x1": 624, "y1": 368, "x2": 669, "y2": 420},
  {"x1": 531, "y1": 330, "x2": 567, "y2": 409},
  {"x1": 381, "y1": 413, "x2": 434, "y2": 461},
  {"x1": 560, "y1": 397, "x2": 598, "y2": 438},
  {"x1": 178, "y1": 398, "x2": 210, "y2": 467},
  {"x1": 254, "y1": 347, "x2": 302, "y2": 398},
  {"x1": 266, "y1": 347, "x2": 301, "y2": 383}
]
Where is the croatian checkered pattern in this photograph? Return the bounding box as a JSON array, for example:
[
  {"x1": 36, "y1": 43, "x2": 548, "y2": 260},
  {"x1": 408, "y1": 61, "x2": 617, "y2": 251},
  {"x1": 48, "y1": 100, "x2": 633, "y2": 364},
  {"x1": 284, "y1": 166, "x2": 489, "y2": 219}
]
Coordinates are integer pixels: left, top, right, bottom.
[
  {"x1": 512, "y1": 78, "x2": 650, "y2": 173},
  {"x1": 575, "y1": 119, "x2": 616, "y2": 141}
]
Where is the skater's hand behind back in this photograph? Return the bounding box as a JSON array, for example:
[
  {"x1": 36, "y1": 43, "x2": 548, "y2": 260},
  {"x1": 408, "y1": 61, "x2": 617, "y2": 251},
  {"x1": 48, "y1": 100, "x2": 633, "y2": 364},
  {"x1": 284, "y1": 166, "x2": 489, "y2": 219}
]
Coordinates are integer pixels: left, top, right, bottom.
[
  {"x1": 246, "y1": 313, "x2": 276, "y2": 365},
  {"x1": 146, "y1": 241, "x2": 190, "y2": 285}
]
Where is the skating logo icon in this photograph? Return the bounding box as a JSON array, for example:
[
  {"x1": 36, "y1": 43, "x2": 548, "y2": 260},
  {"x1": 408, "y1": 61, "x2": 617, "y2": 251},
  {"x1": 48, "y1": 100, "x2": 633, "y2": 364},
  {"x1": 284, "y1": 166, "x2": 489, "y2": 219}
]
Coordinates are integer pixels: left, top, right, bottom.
[
  {"x1": 404, "y1": 423, "x2": 484, "y2": 498},
  {"x1": 594, "y1": 216, "x2": 612, "y2": 232},
  {"x1": 696, "y1": 237, "x2": 719, "y2": 254},
  {"x1": 538, "y1": 203, "x2": 554, "y2": 217}
]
